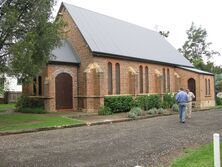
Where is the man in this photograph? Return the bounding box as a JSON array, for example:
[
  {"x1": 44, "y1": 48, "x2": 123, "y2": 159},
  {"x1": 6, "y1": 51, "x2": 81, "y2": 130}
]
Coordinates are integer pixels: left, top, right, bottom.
[
  {"x1": 186, "y1": 89, "x2": 195, "y2": 118},
  {"x1": 176, "y1": 88, "x2": 188, "y2": 123}
]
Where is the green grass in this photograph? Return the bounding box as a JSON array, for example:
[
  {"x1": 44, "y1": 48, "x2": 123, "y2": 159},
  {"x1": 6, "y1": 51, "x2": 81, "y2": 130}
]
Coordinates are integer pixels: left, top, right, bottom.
[
  {"x1": 0, "y1": 114, "x2": 85, "y2": 132},
  {"x1": 0, "y1": 103, "x2": 15, "y2": 112},
  {"x1": 215, "y1": 105, "x2": 222, "y2": 109},
  {"x1": 171, "y1": 143, "x2": 222, "y2": 167}
]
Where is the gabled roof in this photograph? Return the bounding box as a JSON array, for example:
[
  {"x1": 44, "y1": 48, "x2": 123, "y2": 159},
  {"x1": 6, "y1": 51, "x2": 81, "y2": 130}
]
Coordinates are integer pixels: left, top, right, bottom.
[
  {"x1": 62, "y1": 2, "x2": 193, "y2": 67},
  {"x1": 178, "y1": 66, "x2": 214, "y2": 76},
  {"x1": 50, "y1": 40, "x2": 80, "y2": 65}
]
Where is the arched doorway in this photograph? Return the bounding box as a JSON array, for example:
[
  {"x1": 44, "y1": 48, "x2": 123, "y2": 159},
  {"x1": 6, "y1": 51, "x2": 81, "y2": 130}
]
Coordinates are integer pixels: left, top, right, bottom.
[
  {"x1": 55, "y1": 73, "x2": 73, "y2": 110},
  {"x1": 188, "y1": 78, "x2": 196, "y2": 101}
]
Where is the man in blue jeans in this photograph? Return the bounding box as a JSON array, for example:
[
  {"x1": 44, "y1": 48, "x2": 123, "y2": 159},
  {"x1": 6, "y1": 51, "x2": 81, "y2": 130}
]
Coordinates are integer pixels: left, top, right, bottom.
[{"x1": 176, "y1": 88, "x2": 188, "y2": 123}]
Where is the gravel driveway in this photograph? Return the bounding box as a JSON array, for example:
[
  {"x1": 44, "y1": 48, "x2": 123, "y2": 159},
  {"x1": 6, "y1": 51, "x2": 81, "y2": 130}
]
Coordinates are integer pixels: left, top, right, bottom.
[{"x1": 0, "y1": 109, "x2": 222, "y2": 167}]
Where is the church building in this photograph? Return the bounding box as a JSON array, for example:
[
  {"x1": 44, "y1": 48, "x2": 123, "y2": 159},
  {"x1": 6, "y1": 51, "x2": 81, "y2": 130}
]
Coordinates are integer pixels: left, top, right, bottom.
[{"x1": 23, "y1": 3, "x2": 215, "y2": 112}]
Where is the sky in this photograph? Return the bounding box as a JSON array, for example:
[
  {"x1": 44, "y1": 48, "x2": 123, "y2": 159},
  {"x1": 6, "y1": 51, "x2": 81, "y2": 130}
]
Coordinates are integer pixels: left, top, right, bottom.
[{"x1": 54, "y1": 0, "x2": 222, "y2": 66}]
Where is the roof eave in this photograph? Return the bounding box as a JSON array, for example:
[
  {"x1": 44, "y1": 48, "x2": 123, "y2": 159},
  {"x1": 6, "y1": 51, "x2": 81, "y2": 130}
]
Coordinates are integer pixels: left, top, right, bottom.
[{"x1": 92, "y1": 51, "x2": 193, "y2": 68}]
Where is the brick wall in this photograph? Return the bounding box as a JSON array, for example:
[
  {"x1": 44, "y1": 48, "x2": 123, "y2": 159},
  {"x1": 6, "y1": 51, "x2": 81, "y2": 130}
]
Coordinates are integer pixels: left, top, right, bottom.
[
  {"x1": 23, "y1": 5, "x2": 215, "y2": 112},
  {"x1": 45, "y1": 64, "x2": 78, "y2": 112}
]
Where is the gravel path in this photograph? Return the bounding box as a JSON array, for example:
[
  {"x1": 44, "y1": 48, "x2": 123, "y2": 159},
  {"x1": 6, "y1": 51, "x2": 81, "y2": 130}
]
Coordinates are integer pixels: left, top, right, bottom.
[{"x1": 0, "y1": 109, "x2": 222, "y2": 167}]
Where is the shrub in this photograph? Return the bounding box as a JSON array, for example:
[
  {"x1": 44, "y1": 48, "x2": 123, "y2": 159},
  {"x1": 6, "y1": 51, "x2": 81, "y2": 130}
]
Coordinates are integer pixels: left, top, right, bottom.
[
  {"x1": 146, "y1": 108, "x2": 158, "y2": 115},
  {"x1": 98, "y1": 106, "x2": 112, "y2": 115},
  {"x1": 20, "y1": 107, "x2": 46, "y2": 114},
  {"x1": 161, "y1": 93, "x2": 176, "y2": 109},
  {"x1": 135, "y1": 94, "x2": 161, "y2": 110},
  {"x1": 157, "y1": 108, "x2": 165, "y2": 114},
  {"x1": 104, "y1": 96, "x2": 133, "y2": 113},
  {"x1": 16, "y1": 95, "x2": 45, "y2": 113},
  {"x1": 216, "y1": 97, "x2": 222, "y2": 105},
  {"x1": 172, "y1": 103, "x2": 179, "y2": 112},
  {"x1": 128, "y1": 107, "x2": 142, "y2": 119}
]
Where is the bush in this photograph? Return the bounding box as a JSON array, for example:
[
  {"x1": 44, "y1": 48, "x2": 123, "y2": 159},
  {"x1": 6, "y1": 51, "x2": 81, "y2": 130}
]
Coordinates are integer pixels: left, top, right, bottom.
[
  {"x1": 216, "y1": 97, "x2": 222, "y2": 105},
  {"x1": 157, "y1": 108, "x2": 165, "y2": 114},
  {"x1": 20, "y1": 107, "x2": 46, "y2": 114},
  {"x1": 161, "y1": 93, "x2": 176, "y2": 109},
  {"x1": 16, "y1": 95, "x2": 45, "y2": 113},
  {"x1": 172, "y1": 103, "x2": 179, "y2": 112},
  {"x1": 135, "y1": 94, "x2": 161, "y2": 110},
  {"x1": 98, "y1": 106, "x2": 112, "y2": 115},
  {"x1": 146, "y1": 108, "x2": 158, "y2": 115},
  {"x1": 128, "y1": 107, "x2": 142, "y2": 119},
  {"x1": 104, "y1": 96, "x2": 133, "y2": 113}
]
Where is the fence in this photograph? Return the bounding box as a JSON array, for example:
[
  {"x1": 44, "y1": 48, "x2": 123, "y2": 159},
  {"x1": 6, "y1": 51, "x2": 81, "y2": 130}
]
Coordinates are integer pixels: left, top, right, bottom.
[{"x1": 4, "y1": 91, "x2": 22, "y2": 103}]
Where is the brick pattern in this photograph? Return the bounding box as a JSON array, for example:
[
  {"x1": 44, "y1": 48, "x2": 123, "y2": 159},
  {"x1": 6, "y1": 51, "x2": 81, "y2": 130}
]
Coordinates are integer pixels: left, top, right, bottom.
[{"x1": 24, "y1": 5, "x2": 215, "y2": 112}]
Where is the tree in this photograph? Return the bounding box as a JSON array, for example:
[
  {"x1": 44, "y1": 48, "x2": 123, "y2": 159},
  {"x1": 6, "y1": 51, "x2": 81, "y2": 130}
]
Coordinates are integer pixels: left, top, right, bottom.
[
  {"x1": 159, "y1": 30, "x2": 170, "y2": 38},
  {"x1": 0, "y1": 0, "x2": 64, "y2": 82},
  {"x1": 178, "y1": 22, "x2": 220, "y2": 71}
]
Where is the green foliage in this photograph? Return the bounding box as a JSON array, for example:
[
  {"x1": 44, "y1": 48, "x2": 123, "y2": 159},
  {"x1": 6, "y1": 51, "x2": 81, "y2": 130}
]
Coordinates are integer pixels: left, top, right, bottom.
[
  {"x1": 157, "y1": 108, "x2": 165, "y2": 114},
  {"x1": 172, "y1": 103, "x2": 179, "y2": 112},
  {"x1": 128, "y1": 107, "x2": 142, "y2": 119},
  {"x1": 146, "y1": 108, "x2": 158, "y2": 115},
  {"x1": 216, "y1": 97, "x2": 222, "y2": 105},
  {"x1": 215, "y1": 74, "x2": 222, "y2": 93},
  {"x1": 98, "y1": 106, "x2": 112, "y2": 115},
  {"x1": 18, "y1": 107, "x2": 46, "y2": 114},
  {"x1": 0, "y1": 0, "x2": 64, "y2": 81},
  {"x1": 135, "y1": 94, "x2": 161, "y2": 110},
  {"x1": 104, "y1": 96, "x2": 133, "y2": 113},
  {"x1": 178, "y1": 22, "x2": 221, "y2": 73},
  {"x1": 16, "y1": 95, "x2": 44, "y2": 112},
  {"x1": 161, "y1": 93, "x2": 176, "y2": 109}
]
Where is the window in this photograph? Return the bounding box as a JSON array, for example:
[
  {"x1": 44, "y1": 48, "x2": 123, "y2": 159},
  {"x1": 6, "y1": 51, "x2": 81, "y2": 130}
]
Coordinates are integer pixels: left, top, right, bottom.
[
  {"x1": 145, "y1": 66, "x2": 149, "y2": 93},
  {"x1": 38, "y1": 76, "x2": 42, "y2": 96},
  {"x1": 208, "y1": 79, "x2": 210, "y2": 95},
  {"x1": 163, "y1": 68, "x2": 166, "y2": 93},
  {"x1": 33, "y1": 78, "x2": 37, "y2": 95},
  {"x1": 205, "y1": 79, "x2": 208, "y2": 95},
  {"x1": 108, "y1": 62, "x2": 113, "y2": 95},
  {"x1": 167, "y1": 68, "x2": 170, "y2": 92},
  {"x1": 115, "y1": 63, "x2": 120, "y2": 94},
  {"x1": 139, "y1": 66, "x2": 143, "y2": 93}
]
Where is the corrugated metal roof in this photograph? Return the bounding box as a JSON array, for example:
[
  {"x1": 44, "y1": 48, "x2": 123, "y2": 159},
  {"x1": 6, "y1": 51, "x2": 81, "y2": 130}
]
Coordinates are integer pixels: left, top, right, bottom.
[
  {"x1": 63, "y1": 2, "x2": 193, "y2": 67},
  {"x1": 178, "y1": 66, "x2": 214, "y2": 75},
  {"x1": 50, "y1": 40, "x2": 80, "y2": 64}
]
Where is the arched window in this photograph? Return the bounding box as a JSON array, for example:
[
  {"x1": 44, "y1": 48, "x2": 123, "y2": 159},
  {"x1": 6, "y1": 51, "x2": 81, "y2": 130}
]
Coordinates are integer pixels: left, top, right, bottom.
[
  {"x1": 163, "y1": 68, "x2": 166, "y2": 93},
  {"x1": 208, "y1": 79, "x2": 211, "y2": 95},
  {"x1": 167, "y1": 68, "x2": 170, "y2": 92},
  {"x1": 205, "y1": 79, "x2": 208, "y2": 95},
  {"x1": 145, "y1": 66, "x2": 149, "y2": 93},
  {"x1": 139, "y1": 66, "x2": 143, "y2": 93},
  {"x1": 115, "y1": 63, "x2": 120, "y2": 94},
  {"x1": 108, "y1": 62, "x2": 113, "y2": 95},
  {"x1": 38, "y1": 76, "x2": 42, "y2": 96}
]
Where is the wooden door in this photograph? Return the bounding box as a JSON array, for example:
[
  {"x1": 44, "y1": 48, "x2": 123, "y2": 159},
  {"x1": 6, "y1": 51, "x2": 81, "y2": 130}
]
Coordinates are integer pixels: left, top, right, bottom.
[
  {"x1": 56, "y1": 73, "x2": 73, "y2": 110},
  {"x1": 188, "y1": 78, "x2": 196, "y2": 101}
]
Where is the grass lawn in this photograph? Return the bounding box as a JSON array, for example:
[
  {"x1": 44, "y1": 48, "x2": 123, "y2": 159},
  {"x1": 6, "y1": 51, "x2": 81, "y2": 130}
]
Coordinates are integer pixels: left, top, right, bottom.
[
  {"x1": 0, "y1": 114, "x2": 85, "y2": 132},
  {"x1": 171, "y1": 143, "x2": 222, "y2": 167},
  {"x1": 0, "y1": 103, "x2": 15, "y2": 112}
]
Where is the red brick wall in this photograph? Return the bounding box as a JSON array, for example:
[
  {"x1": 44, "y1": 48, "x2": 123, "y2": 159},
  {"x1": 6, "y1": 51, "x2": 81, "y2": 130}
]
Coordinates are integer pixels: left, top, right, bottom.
[{"x1": 23, "y1": 5, "x2": 215, "y2": 112}]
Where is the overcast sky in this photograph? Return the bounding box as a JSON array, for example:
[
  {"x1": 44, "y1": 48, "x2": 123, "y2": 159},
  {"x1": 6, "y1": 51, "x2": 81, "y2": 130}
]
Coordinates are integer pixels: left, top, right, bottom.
[{"x1": 54, "y1": 0, "x2": 222, "y2": 66}]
